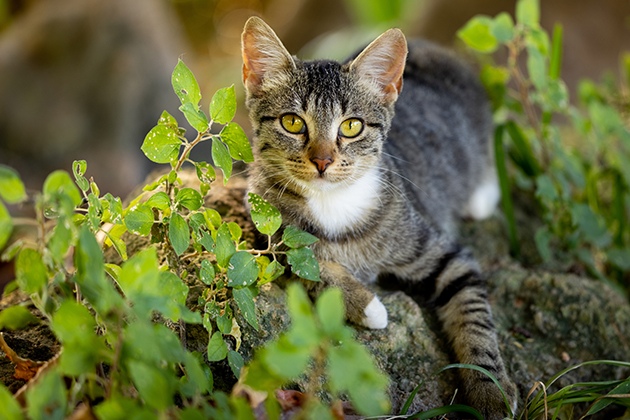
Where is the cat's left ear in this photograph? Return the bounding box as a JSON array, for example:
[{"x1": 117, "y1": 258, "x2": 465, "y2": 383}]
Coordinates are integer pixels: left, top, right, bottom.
[{"x1": 350, "y1": 29, "x2": 408, "y2": 103}]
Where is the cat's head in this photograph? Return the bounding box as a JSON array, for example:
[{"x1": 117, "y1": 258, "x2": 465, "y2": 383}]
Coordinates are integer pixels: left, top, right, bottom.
[{"x1": 241, "y1": 16, "x2": 407, "y2": 195}]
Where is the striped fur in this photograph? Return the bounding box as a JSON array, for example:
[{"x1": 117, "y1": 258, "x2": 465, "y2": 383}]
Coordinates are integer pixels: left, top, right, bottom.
[{"x1": 242, "y1": 17, "x2": 516, "y2": 419}]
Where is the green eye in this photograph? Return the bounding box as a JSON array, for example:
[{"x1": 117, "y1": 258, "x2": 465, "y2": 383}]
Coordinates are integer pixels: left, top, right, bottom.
[
  {"x1": 339, "y1": 118, "x2": 363, "y2": 138},
  {"x1": 281, "y1": 114, "x2": 306, "y2": 134}
]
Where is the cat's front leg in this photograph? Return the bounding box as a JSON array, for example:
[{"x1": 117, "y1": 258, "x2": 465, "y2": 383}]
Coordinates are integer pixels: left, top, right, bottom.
[
  {"x1": 428, "y1": 246, "x2": 518, "y2": 419},
  {"x1": 301, "y1": 260, "x2": 388, "y2": 329}
]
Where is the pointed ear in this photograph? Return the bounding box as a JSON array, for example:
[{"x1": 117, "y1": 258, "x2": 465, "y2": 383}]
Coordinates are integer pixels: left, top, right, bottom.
[
  {"x1": 241, "y1": 16, "x2": 295, "y2": 95},
  {"x1": 350, "y1": 29, "x2": 407, "y2": 103}
]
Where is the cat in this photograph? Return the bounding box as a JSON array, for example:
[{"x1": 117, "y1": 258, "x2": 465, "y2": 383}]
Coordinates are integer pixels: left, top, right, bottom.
[{"x1": 241, "y1": 16, "x2": 517, "y2": 419}]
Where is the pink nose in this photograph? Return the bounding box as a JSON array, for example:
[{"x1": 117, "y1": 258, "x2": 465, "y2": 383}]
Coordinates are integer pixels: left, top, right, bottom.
[{"x1": 310, "y1": 157, "x2": 333, "y2": 174}]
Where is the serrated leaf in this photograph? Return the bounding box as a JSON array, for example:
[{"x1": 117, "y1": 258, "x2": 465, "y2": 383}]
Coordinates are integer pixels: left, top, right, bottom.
[
  {"x1": 287, "y1": 247, "x2": 320, "y2": 282},
  {"x1": 180, "y1": 102, "x2": 210, "y2": 133},
  {"x1": 172, "y1": 59, "x2": 201, "y2": 106},
  {"x1": 457, "y1": 15, "x2": 497, "y2": 53},
  {"x1": 212, "y1": 138, "x2": 232, "y2": 185},
  {"x1": 200, "y1": 260, "x2": 215, "y2": 285},
  {"x1": 15, "y1": 248, "x2": 48, "y2": 294},
  {"x1": 146, "y1": 191, "x2": 171, "y2": 210},
  {"x1": 233, "y1": 286, "x2": 258, "y2": 330},
  {"x1": 0, "y1": 201, "x2": 12, "y2": 250},
  {"x1": 227, "y1": 350, "x2": 244, "y2": 378},
  {"x1": 0, "y1": 306, "x2": 39, "y2": 330},
  {"x1": 215, "y1": 223, "x2": 236, "y2": 268},
  {"x1": 282, "y1": 225, "x2": 318, "y2": 248},
  {"x1": 169, "y1": 213, "x2": 190, "y2": 255},
  {"x1": 248, "y1": 193, "x2": 282, "y2": 236},
  {"x1": 207, "y1": 332, "x2": 228, "y2": 362},
  {"x1": 210, "y1": 85, "x2": 237, "y2": 125},
  {"x1": 124, "y1": 204, "x2": 154, "y2": 236},
  {"x1": 0, "y1": 165, "x2": 26, "y2": 204},
  {"x1": 220, "y1": 123, "x2": 254, "y2": 163},
  {"x1": 141, "y1": 125, "x2": 182, "y2": 164},
  {"x1": 176, "y1": 188, "x2": 203, "y2": 211},
  {"x1": 227, "y1": 251, "x2": 258, "y2": 288}
]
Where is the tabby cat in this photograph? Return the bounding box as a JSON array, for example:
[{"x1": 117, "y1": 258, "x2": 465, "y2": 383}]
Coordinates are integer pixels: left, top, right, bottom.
[{"x1": 241, "y1": 16, "x2": 517, "y2": 419}]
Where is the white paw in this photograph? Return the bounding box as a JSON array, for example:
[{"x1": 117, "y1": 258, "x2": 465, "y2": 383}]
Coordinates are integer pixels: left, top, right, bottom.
[
  {"x1": 467, "y1": 179, "x2": 500, "y2": 220},
  {"x1": 363, "y1": 296, "x2": 388, "y2": 329}
]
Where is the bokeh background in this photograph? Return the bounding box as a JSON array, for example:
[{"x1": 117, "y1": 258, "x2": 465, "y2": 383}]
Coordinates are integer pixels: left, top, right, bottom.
[{"x1": 0, "y1": 0, "x2": 629, "y2": 198}]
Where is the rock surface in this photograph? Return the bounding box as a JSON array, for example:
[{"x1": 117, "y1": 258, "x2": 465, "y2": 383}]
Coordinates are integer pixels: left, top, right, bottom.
[{"x1": 2, "y1": 175, "x2": 630, "y2": 417}]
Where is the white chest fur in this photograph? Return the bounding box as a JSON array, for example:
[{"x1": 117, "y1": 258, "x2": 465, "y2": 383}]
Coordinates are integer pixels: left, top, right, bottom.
[{"x1": 305, "y1": 167, "x2": 381, "y2": 237}]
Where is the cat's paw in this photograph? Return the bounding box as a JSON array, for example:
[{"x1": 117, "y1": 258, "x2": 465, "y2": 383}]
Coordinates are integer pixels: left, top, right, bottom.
[
  {"x1": 465, "y1": 374, "x2": 517, "y2": 420},
  {"x1": 362, "y1": 296, "x2": 388, "y2": 329}
]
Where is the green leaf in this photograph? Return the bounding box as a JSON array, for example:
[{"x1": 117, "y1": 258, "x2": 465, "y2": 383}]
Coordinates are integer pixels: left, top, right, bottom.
[
  {"x1": 43, "y1": 170, "x2": 82, "y2": 207},
  {"x1": 169, "y1": 213, "x2": 190, "y2": 255},
  {"x1": 176, "y1": 188, "x2": 203, "y2": 211},
  {"x1": 608, "y1": 248, "x2": 630, "y2": 271},
  {"x1": 526, "y1": 46, "x2": 547, "y2": 89},
  {"x1": 103, "y1": 193, "x2": 123, "y2": 224},
  {"x1": 141, "y1": 125, "x2": 182, "y2": 164},
  {"x1": 183, "y1": 351, "x2": 212, "y2": 395},
  {"x1": 315, "y1": 288, "x2": 345, "y2": 337},
  {"x1": 287, "y1": 247, "x2": 320, "y2": 282},
  {"x1": 491, "y1": 12, "x2": 514, "y2": 43},
  {"x1": 198, "y1": 231, "x2": 215, "y2": 253},
  {"x1": 0, "y1": 305, "x2": 39, "y2": 330},
  {"x1": 0, "y1": 200, "x2": 12, "y2": 250},
  {"x1": 124, "y1": 204, "x2": 154, "y2": 236},
  {"x1": 227, "y1": 350, "x2": 244, "y2": 378},
  {"x1": 516, "y1": 0, "x2": 540, "y2": 26},
  {"x1": 1, "y1": 239, "x2": 23, "y2": 262},
  {"x1": 534, "y1": 227, "x2": 553, "y2": 263},
  {"x1": 259, "y1": 260, "x2": 285, "y2": 285},
  {"x1": 285, "y1": 283, "x2": 319, "y2": 347},
  {"x1": 0, "y1": 165, "x2": 26, "y2": 204},
  {"x1": 216, "y1": 310, "x2": 232, "y2": 334},
  {"x1": 586, "y1": 377, "x2": 630, "y2": 415},
  {"x1": 146, "y1": 191, "x2": 171, "y2": 210},
  {"x1": 456, "y1": 15, "x2": 497, "y2": 53},
  {"x1": 210, "y1": 85, "x2": 237, "y2": 125},
  {"x1": 179, "y1": 102, "x2": 210, "y2": 133},
  {"x1": 248, "y1": 193, "x2": 282, "y2": 236},
  {"x1": 261, "y1": 336, "x2": 311, "y2": 379},
  {"x1": 227, "y1": 251, "x2": 259, "y2": 288},
  {"x1": 282, "y1": 225, "x2": 318, "y2": 248},
  {"x1": 570, "y1": 203, "x2": 611, "y2": 247},
  {"x1": 71, "y1": 160, "x2": 89, "y2": 192},
  {"x1": 48, "y1": 221, "x2": 73, "y2": 263},
  {"x1": 215, "y1": 223, "x2": 236, "y2": 268},
  {"x1": 549, "y1": 24, "x2": 563, "y2": 80},
  {"x1": 494, "y1": 125, "x2": 519, "y2": 257},
  {"x1": 233, "y1": 286, "x2": 259, "y2": 330},
  {"x1": 158, "y1": 110, "x2": 179, "y2": 131},
  {"x1": 15, "y1": 248, "x2": 48, "y2": 294},
  {"x1": 205, "y1": 208, "x2": 222, "y2": 229},
  {"x1": 195, "y1": 161, "x2": 216, "y2": 185},
  {"x1": 0, "y1": 384, "x2": 24, "y2": 420},
  {"x1": 25, "y1": 368, "x2": 67, "y2": 420},
  {"x1": 212, "y1": 138, "x2": 232, "y2": 185},
  {"x1": 200, "y1": 260, "x2": 215, "y2": 285},
  {"x1": 128, "y1": 360, "x2": 175, "y2": 410},
  {"x1": 535, "y1": 174, "x2": 558, "y2": 203},
  {"x1": 172, "y1": 59, "x2": 202, "y2": 106},
  {"x1": 220, "y1": 123, "x2": 254, "y2": 163},
  {"x1": 207, "y1": 331, "x2": 228, "y2": 362}
]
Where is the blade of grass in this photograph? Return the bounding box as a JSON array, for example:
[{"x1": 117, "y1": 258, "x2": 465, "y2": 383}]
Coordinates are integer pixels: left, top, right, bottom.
[
  {"x1": 549, "y1": 23, "x2": 563, "y2": 80},
  {"x1": 494, "y1": 125, "x2": 520, "y2": 257},
  {"x1": 406, "y1": 404, "x2": 483, "y2": 420}
]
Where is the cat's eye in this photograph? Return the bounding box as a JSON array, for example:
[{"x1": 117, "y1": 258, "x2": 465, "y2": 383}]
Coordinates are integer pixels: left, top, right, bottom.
[
  {"x1": 281, "y1": 114, "x2": 306, "y2": 134},
  {"x1": 339, "y1": 118, "x2": 363, "y2": 138}
]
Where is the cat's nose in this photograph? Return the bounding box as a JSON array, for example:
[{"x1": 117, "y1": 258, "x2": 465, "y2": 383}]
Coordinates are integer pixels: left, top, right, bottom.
[{"x1": 310, "y1": 156, "x2": 333, "y2": 174}]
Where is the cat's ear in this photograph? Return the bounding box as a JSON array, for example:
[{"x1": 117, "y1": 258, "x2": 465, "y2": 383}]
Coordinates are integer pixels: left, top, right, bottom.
[
  {"x1": 350, "y1": 29, "x2": 408, "y2": 103},
  {"x1": 241, "y1": 16, "x2": 295, "y2": 95}
]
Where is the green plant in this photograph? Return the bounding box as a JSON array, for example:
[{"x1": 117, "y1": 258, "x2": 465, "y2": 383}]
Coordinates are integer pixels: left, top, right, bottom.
[
  {"x1": 458, "y1": 0, "x2": 630, "y2": 290},
  {"x1": 0, "y1": 59, "x2": 388, "y2": 419}
]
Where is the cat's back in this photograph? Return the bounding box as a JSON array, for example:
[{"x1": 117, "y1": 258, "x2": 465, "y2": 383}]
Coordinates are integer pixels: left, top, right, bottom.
[{"x1": 385, "y1": 39, "x2": 493, "y2": 228}]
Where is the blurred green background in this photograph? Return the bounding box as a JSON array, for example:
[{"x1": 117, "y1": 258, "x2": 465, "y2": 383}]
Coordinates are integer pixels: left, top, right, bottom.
[{"x1": 0, "y1": 0, "x2": 629, "y2": 199}]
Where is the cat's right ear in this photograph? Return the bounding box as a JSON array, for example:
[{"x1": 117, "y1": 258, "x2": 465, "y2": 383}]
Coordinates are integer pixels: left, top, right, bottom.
[{"x1": 241, "y1": 17, "x2": 295, "y2": 96}]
